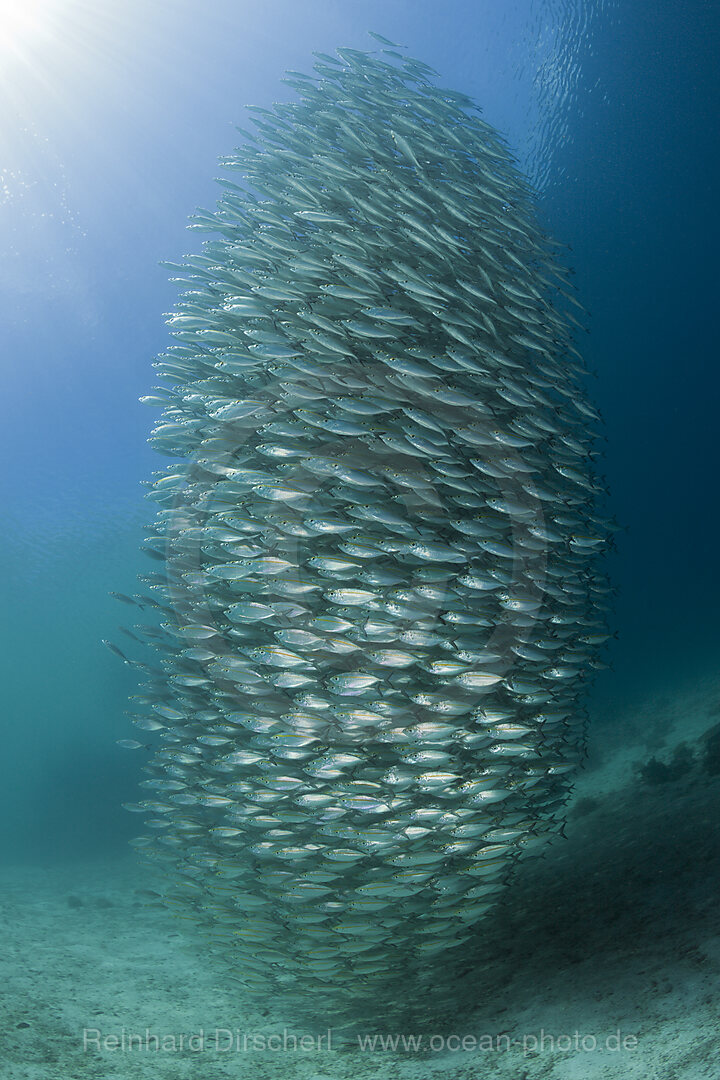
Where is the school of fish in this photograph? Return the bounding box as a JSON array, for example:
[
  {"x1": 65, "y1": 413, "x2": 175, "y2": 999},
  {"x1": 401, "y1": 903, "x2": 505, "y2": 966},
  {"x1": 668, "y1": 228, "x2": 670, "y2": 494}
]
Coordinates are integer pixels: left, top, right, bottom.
[{"x1": 120, "y1": 35, "x2": 613, "y2": 1009}]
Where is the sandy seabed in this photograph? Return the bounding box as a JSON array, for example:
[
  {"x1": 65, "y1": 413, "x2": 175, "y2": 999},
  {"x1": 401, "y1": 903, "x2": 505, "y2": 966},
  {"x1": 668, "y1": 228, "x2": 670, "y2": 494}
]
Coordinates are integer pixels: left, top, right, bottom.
[{"x1": 3, "y1": 669, "x2": 720, "y2": 1080}]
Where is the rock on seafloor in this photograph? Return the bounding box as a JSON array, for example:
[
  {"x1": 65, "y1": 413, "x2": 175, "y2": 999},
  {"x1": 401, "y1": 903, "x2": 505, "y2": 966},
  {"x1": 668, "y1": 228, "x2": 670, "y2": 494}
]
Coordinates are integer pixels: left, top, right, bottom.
[{"x1": 120, "y1": 38, "x2": 612, "y2": 1014}]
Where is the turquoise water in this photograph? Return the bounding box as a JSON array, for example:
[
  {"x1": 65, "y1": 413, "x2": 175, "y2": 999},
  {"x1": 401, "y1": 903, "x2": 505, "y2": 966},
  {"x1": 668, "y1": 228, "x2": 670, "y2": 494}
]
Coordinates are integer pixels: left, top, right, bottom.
[{"x1": 1, "y1": 1, "x2": 718, "y2": 1076}]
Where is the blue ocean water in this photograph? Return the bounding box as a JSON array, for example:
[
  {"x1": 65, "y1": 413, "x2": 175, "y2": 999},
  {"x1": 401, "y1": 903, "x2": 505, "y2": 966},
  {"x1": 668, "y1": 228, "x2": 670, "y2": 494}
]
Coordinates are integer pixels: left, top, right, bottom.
[{"x1": 1, "y1": 0, "x2": 718, "y2": 1071}]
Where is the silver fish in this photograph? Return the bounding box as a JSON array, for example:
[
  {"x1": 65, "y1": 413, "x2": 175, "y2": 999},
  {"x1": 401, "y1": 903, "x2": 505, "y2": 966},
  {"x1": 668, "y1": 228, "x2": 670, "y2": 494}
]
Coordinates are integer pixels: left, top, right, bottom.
[{"x1": 125, "y1": 36, "x2": 611, "y2": 1014}]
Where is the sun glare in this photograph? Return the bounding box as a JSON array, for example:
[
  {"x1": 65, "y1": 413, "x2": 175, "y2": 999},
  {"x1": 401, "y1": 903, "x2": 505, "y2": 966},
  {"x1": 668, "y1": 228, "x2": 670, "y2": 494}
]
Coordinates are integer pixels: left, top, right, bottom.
[{"x1": 0, "y1": 0, "x2": 58, "y2": 52}]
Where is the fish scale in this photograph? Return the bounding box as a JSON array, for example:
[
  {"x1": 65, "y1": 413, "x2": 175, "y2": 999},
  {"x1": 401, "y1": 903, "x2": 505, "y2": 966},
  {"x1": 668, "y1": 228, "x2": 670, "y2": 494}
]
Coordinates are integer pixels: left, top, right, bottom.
[{"x1": 125, "y1": 39, "x2": 611, "y2": 1015}]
